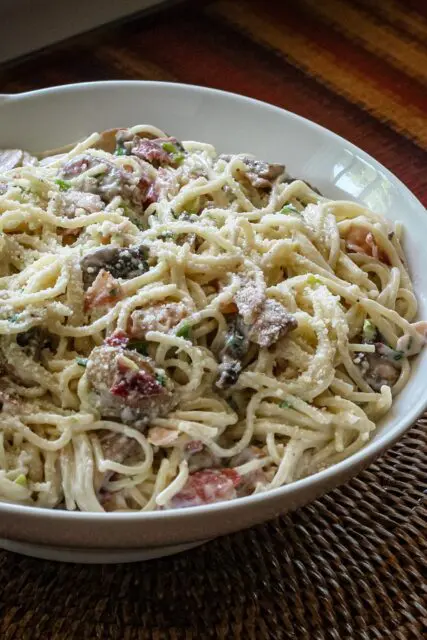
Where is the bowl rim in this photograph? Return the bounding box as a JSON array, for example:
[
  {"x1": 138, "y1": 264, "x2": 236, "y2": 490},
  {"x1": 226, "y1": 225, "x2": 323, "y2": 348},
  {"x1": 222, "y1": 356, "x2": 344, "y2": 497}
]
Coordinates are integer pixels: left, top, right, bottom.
[{"x1": 0, "y1": 79, "x2": 426, "y2": 523}]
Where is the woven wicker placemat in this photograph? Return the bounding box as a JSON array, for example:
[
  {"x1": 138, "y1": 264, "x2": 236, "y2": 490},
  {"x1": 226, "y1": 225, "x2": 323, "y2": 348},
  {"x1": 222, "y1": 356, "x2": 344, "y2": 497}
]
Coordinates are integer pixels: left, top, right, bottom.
[{"x1": 0, "y1": 421, "x2": 425, "y2": 639}]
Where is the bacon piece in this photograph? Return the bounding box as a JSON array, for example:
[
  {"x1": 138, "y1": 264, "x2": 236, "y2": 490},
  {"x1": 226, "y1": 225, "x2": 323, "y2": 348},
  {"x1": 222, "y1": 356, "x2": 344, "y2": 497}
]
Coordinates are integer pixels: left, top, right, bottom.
[
  {"x1": 345, "y1": 225, "x2": 389, "y2": 264},
  {"x1": 148, "y1": 427, "x2": 180, "y2": 447},
  {"x1": 61, "y1": 153, "x2": 154, "y2": 210},
  {"x1": 168, "y1": 468, "x2": 241, "y2": 509},
  {"x1": 131, "y1": 137, "x2": 184, "y2": 168},
  {"x1": 61, "y1": 155, "x2": 92, "y2": 178},
  {"x1": 84, "y1": 269, "x2": 123, "y2": 312},
  {"x1": 129, "y1": 302, "x2": 188, "y2": 338},
  {"x1": 60, "y1": 190, "x2": 104, "y2": 218}
]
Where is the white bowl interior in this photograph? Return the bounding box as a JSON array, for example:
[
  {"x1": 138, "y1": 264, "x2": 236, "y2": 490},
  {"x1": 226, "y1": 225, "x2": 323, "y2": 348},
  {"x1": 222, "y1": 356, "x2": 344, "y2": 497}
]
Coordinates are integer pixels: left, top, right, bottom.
[{"x1": 0, "y1": 82, "x2": 426, "y2": 553}]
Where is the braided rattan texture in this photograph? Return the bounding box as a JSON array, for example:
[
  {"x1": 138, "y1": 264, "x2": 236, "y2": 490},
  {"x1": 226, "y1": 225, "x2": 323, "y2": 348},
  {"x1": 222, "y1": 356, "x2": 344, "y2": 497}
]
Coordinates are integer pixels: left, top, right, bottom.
[{"x1": 0, "y1": 420, "x2": 425, "y2": 639}]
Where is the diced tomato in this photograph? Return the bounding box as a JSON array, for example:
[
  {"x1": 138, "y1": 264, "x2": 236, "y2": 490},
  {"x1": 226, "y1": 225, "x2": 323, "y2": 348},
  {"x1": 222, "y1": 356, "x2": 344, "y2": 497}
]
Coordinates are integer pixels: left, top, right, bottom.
[
  {"x1": 104, "y1": 330, "x2": 129, "y2": 348},
  {"x1": 111, "y1": 367, "x2": 164, "y2": 399},
  {"x1": 84, "y1": 270, "x2": 123, "y2": 312},
  {"x1": 169, "y1": 468, "x2": 241, "y2": 508},
  {"x1": 62, "y1": 155, "x2": 92, "y2": 178}
]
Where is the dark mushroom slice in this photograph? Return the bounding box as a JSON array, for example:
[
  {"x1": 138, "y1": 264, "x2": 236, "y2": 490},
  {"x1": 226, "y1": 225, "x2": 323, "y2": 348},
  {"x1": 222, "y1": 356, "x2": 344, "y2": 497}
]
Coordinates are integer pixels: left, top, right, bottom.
[
  {"x1": 216, "y1": 315, "x2": 250, "y2": 390},
  {"x1": 0, "y1": 149, "x2": 37, "y2": 172},
  {"x1": 219, "y1": 154, "x2": 286, "y2": 189},
  {"x1": 81, "y1": 244, "x2": 149, "y2": 288},
  {"x1": 247, "y1": 299, "x2": 297, "y2": 349},
  {"x1": 16, "y1": 327, "x2": 58, "y2": 361},
  {"x1": 357, "y1": 342, "x2": 404, "y2": 391}
]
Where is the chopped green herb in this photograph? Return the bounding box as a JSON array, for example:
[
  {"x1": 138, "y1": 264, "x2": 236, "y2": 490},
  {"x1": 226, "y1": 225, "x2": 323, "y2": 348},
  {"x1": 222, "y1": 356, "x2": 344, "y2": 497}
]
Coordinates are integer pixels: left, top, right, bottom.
[
  {"x1": 376, "y1": 342, "x2": 405, "y2": 363},
  {"x1": 76, "y1": 357, "x2": 88, "y2": 367},
  {"x1": 280, "y1": 204, "x2": 300, "y2": 215},
  {"x1": 128, "y1": 340, "x2": 148, "y2": 356},
  {"x1": 109, "y1": 288, "x2": 118, "y2": 297},
  {"x1": 173, "y1": 152, "x2": 185, "y2": 166},
  {"x1": 155, "y1": 372, "x2": 166, "y2": 386},
  {"x1": 114, "y1": 143, "x2": 127, "y2": 156},
  {"x1": 161, "y1": 142, "x2": 185, "y2": 166},
  {"x1": 307, "y1": 275, "x2": 321, "y2": 286},
  {"x1": 15, "y1": 474, "x2": 27, "y2": 487},
  {"x1": 279, "y1": 400, "x2": 292, "y2": 409},
  {"x1": 363, "y1": 319, "x2": 377, "y2": 343},
  {"x1": 162, "y1": 141, "x2": 178, "y2": 154},
  {"x1": 9, "y1": 313, "x2": 21, "y2": 323},
  {"x1": 176, "y1": 321, "x2": 191, "y2": 339},
  {"x1": 55, "y1": 178, "x2": 71, "y2": 191}
]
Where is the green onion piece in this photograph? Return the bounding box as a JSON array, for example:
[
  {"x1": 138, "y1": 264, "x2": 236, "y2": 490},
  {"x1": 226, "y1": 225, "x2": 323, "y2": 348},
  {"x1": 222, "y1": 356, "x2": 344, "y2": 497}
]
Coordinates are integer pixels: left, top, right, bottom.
[
  {"x1": 279, "y1": 400, "x2": 292, "y2": 409},
  {"x1": 128, "y1": 340, "x2": 148, "y2": 356},
  {"x1": 173, "y1": 153, "x2": 185, "y2": 166},
  {"x1": 176, "y1": 322, "x2": 191, "y2": 339},
  {"x1": 280, "y1": 204, "x2": 300, "y2": 215},
  {"x1": 155, "y1": 372, "x2": 166, "y2": 386},
  {"x1": 162, "y1": 141, "x2": 178, "y2": 154},
  {"x1": 55, "y1": 178, "x2": 72, "y2": 191},
  {"x1": 363, "y1": 319, "x2": 377, "y2": 343},
  {"x1": 9, "y1": 313, "x2": 21, "y2": 323},
  {"x1": 307, "y1": 275, "x2": 321, "y2": 286},
  {"x1": 115, "y1": 144, "x2": 126, "y2": 156},
  {"x1": 15, "y1": 474, "x2": 27, "y2": 487},
  {"x1": 76, "y1": 357, "x2": 88, "y2": 367}
]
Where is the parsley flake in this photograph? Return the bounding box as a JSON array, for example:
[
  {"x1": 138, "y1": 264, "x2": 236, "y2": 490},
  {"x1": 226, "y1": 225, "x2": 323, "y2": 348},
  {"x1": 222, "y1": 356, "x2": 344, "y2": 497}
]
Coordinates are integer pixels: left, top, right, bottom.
[{"x1": 55, "y1": 178, "x2": 71, "y2": 191}]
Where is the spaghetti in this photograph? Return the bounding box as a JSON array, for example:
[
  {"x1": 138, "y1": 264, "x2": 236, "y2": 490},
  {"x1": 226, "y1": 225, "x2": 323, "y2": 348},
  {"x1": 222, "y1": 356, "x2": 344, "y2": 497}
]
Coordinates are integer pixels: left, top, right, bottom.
[{"x1": 0, "y1": 125, "x2": 424, "y2": 512}]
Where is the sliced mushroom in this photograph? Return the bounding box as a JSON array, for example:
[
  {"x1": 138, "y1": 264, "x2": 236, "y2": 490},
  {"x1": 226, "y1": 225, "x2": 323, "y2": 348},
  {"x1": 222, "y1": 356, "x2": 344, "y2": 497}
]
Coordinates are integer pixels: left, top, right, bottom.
[
  {"x1": 0, "y1": 149, "x2": 37, "y2": 172},
  {"x1": 219, "y1": 154, "x2": 285, "y2": 189},
  {"x1": 248, "y1": 299, "x2": 297, "y2": 348},
  {"x1": 95, "y1": 128, "x2": 121, "y2": 154},
  {"x1": 16, "y1": 327, "x2": 58, "y2": 361},
  {"x1": 216, "y1": 315, "x2": 250, "y2": 390},
  {"x1": 81, "y1": 244, "x2": 149, "y2": 288}
]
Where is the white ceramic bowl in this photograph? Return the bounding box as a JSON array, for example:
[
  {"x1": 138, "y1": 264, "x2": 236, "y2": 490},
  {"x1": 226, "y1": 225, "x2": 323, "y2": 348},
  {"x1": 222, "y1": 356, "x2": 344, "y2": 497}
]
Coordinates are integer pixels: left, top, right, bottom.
[{"x1": 0, "y1": 81, "x2": 426, "y2": 563}]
